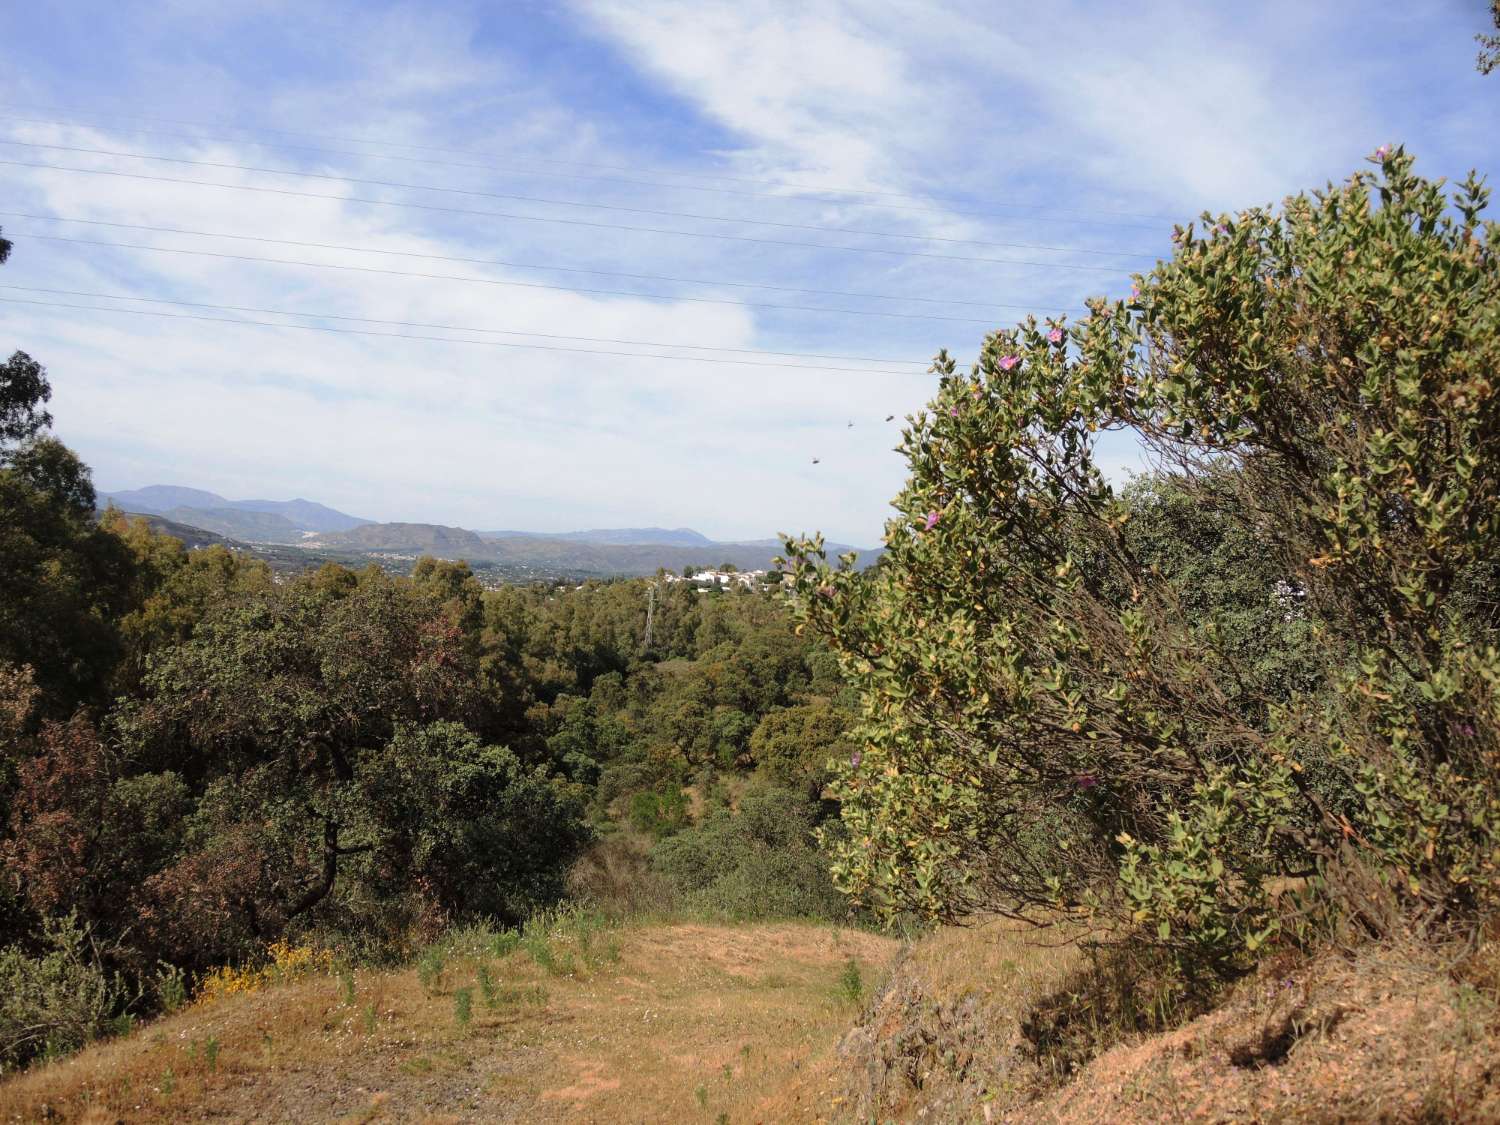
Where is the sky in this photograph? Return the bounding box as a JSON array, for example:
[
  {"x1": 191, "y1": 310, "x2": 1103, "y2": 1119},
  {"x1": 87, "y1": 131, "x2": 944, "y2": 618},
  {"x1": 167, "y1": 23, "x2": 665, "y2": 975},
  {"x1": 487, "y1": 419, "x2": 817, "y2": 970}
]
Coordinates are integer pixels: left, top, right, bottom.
[{"x1": 0, "y1": 1, "x2": 1497, "y2": 545}]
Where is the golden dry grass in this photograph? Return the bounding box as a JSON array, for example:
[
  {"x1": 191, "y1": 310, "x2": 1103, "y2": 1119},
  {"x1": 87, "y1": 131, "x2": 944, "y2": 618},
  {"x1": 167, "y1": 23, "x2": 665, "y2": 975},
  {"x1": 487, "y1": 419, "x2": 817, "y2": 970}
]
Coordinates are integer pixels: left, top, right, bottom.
[{"x1": 0, "y1": 921, "x2": 899, "y2": 1123}]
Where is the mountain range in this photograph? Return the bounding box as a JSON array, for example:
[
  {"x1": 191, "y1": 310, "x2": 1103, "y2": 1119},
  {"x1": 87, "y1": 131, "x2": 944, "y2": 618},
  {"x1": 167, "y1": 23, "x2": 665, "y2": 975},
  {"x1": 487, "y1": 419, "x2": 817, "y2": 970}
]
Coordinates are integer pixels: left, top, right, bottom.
[
  {"x1": 99, "y1": 485, "x2": 876, "y2": 579},
  {"x1": 101, "y1": 486, "x2": 372, "y2": 538}
]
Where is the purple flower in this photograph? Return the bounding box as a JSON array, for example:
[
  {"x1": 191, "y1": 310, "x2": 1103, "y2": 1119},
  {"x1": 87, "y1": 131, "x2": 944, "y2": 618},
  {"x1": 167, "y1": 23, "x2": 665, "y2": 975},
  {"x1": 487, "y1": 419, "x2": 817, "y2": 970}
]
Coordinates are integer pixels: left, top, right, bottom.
[
  {"x1": 998, "y1": 354, "x2": 1020, "y2": 371},
  {"x1": 1374, "y1": 144, "x2": 1391, "y2": 161},
  {"x1": 923, "y1": 510, "x2": 941, "y2": 531},
  {"x1": 850, "y1": 751, "x2": 863, "y2": 769},
  {"x1": 949, "y1": 406, "x2": 960, "y2": 417},
  {"x1": 1047, "y1": 328, "x2": 1064, "y2": 345},
  {"x1": 1130, "y1": 284, "x2": 1141, "y2": 300},
  {"x1": 1215, "y1": 223, "x2": 1229, "y2": 236},
  {"x1": 1075, "y1": 774, "x2": 1098, "y2": 789},
  {"x1": 1459, "y1": 723, "x2": 1477, "y2": 737}
]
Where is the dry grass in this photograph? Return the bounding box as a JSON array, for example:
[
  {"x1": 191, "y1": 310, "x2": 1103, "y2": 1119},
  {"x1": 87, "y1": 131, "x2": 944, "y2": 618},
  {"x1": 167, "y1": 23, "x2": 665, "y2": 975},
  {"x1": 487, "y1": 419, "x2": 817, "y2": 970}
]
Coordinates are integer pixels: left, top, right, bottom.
[
  {"x1": 8, "y1": 915, "x2": 1491, "y2": 1123},
  {"x1": 0, "y1": 921, "x2": 898, "y2": 1123},
  {"x1": 1022, "y1": 938, "x2": 1500, "y2": 1124}
]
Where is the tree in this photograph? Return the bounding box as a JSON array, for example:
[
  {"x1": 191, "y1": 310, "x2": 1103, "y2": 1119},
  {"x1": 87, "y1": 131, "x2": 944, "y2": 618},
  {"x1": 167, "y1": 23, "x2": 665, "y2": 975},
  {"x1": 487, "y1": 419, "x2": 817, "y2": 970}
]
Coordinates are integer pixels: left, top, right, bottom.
[
  {"x1": 0, "y1": 231, "x2": 133, "y2": 711},
  {"x1": 788, "y1": 149, "x2": 1500, "y2": 964},
  {"x1": 117, "y1": 571, "x2": 492, "y2": 963},
  {"x1": 1480, "y1": 1, "x2": 1500, "y2": 74}
]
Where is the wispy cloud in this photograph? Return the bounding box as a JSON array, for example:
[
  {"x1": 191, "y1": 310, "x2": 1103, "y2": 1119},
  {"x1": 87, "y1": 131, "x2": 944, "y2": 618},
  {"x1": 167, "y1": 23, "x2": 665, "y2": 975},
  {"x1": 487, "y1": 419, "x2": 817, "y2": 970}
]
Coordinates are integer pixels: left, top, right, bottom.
[{"x1": 0, "y1": 0, "x2": 1494, "y2": 543}]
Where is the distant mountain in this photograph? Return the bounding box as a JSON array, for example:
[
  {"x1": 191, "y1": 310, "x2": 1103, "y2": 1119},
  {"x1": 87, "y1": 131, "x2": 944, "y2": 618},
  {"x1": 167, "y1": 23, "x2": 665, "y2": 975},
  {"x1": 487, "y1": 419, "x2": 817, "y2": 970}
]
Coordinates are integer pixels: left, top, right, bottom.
[
  {"x1": 102, "y1": 486, "x2": 371, "y2": 536},
  {"x1": 162, "y1": 506, "x2": 304, "y2": 543},
  {"x1": 309, "y1": 522, "x2": 874, "y2": 576},
  {"x1": 229, "y1": 498, "x2": 370, "y2": 533},
  {"x1": 107, "y1": 510, "x2": 243, "y2": 552},
  {"x1": 101, "y1": 484, "x2": 877, "y2": 579},
  {"x1": 479, "y1": 527, "x2": 715, "y2": 547},
  {"x1": 102, "y1": 485, "x2": 229, "y2": 514},
  {"x1": 307, "y1": 522, "x2": 490, "y2": 556}
]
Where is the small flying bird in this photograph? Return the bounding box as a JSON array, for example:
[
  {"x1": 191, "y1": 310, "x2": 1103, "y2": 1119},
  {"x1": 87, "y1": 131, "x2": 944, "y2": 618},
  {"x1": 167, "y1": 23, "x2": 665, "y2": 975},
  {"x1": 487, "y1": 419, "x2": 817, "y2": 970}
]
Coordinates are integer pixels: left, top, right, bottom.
[
  {"x1": 885, "y1": 414, "x2": 895, "y2": 421},
  {"x1": 811, "y1": 457, "x2": 821, "y2": 464},
  {"x1": 847, "y1": 421, "x2": 854, "y2": 428}
]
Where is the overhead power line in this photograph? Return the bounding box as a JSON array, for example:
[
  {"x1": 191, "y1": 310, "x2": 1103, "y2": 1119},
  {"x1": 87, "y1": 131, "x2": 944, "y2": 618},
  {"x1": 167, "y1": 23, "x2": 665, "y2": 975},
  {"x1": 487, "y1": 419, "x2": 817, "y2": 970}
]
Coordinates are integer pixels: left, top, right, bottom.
[
  {"x1": 0, "y1": 211, "x2": 1077, "y2": 312},
  {"x1": 0, "y1": 138, "x2": 1161, "y2": 260},
  {"x1": 0, "y1": 293, "x2": 945, "y2": 374},
  {"x1": 0, "y1": 158, "x2": 1129, "y2": 272},
  {"x1": 13, "y1": 231, "x2": 1068, "y2": 324},
  {"x1": 0, "y1": 284, "x2": 929, "y2": 365},
  {"x1": 0, "y1": 112, "x2": 1170, "y2": 234},
  {"x1": 0, "y1": 102, "x2": 1181, "y2": 226}
]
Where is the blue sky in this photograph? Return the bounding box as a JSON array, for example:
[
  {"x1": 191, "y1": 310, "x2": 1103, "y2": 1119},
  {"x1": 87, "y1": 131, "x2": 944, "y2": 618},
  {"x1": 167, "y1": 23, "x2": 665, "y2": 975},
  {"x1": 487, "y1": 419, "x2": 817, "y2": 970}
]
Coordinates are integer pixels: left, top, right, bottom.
[{"x1": 0, "y1": 1, "x2": 1496, "y2": 545}]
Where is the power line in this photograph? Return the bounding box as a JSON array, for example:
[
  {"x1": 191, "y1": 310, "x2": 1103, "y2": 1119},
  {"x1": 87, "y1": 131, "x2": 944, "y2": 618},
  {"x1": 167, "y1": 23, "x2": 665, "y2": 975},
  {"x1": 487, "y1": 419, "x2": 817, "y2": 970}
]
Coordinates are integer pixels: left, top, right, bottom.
[
  {"x1": 0, "y1": 158, "x2": 1128, "y2": 272},
  {"x1": 0, "y1": 211, "x2": 1078, "y2": 312},
  {"x1": 0, "y1": 101, "x2": 1181, "y2": 226},
  {"x1": 0, "y1": 284, "x2": 929, "y2": 365},
  {"x1": 13, "y1": 231, "x2": 1058, "y2": 324},
  {"x1": 0, "y1": 112, "x2": 1170, "y2": 234},
  {"x1": 0, "y1": 138, "x2": 1162, "y2": 260},
  {"x1": 0, "y1": 294, "x2": 948, "y2": 373}
]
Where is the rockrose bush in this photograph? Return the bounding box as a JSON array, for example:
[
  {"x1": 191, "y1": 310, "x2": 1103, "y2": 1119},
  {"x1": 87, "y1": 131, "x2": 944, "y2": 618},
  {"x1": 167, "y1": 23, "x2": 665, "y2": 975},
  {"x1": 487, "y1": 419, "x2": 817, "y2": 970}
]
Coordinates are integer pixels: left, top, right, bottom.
[{"x1": 786, "y1": 149, "x2": 1500, "y2": 968}]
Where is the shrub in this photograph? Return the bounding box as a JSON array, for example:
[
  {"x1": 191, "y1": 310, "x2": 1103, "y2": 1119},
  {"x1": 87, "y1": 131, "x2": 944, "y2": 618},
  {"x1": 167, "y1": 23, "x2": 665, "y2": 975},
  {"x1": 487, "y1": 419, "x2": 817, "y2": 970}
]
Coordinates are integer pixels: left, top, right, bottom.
[
  {"x1": 652, "y1": 786, "x2": 851, "y2": 922},
  {"x1": 628, "y1": 782, "x2": 690, "y2": 838},
  {"x1": 0, "y1": 913, "x2": 133, "y2": 1071},
  {"x1": 787, "y1": 149, "x2": 1500, "y2": 968}
]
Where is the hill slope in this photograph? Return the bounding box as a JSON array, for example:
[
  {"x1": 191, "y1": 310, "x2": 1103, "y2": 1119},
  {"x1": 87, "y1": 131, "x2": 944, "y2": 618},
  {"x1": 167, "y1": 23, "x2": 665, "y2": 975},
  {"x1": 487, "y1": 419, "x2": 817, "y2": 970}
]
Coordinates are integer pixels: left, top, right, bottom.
[
  {"x1": 0, "y1": 921, "x2": 896, "y2": 1123},
  {"x1": 101, "y1": 487, "x2": 371, "y2": 534}
]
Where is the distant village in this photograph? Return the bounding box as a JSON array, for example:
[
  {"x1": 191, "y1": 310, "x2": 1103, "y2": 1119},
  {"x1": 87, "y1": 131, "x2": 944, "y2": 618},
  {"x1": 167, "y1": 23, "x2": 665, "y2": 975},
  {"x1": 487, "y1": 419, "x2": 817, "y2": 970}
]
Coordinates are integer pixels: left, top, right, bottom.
[{"x1": 664, "y1": 568, "x2": 777, "y2": 590}]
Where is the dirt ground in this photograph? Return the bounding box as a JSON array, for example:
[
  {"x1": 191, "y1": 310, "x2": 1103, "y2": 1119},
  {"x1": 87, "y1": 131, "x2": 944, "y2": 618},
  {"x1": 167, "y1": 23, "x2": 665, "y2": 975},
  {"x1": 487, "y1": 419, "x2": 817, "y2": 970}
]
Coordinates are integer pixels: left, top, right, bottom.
[{"x1": 0, "y1": 922, "x2": 899, "y2": 1124}]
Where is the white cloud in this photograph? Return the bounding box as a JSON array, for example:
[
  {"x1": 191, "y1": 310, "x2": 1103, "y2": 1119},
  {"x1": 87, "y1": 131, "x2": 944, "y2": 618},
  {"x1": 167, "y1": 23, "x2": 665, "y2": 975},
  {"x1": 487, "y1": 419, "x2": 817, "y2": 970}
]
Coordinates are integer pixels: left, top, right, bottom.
[{"x1": 3, "y1": 0, "x2": 1494, "y2": 546}]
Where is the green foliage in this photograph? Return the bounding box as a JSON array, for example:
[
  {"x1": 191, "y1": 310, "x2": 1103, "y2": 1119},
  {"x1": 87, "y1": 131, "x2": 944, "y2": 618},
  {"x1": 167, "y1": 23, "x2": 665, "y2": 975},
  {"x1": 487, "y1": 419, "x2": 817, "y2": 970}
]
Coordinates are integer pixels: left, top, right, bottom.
[
  {"x1": 154, "y1": 962, "x2": 188, "y2": 1014},
  {"x1": 628, "y1": 782, "x2": 691, "y2": 838},
  {"x1": 788, "y1": 149, "x2": 1500, "y2": 966},
  {"x1": 652, "y1": 787, "x2": 850, "y2": 922},
  {"x1": 0, "y1": 913, "x2": 134, "y2": 1072},
  {"x1": 838, "y1": 957, "x2": 864, "y2": 1004},
  {"x1": 748, "y1": 696, "x2": 854, "y2": 790},
  {"x1": 417, "y1": 948, "x2": 445, "y2": 995},
  {"x1": 476, "y1": 963, "x2": 497, "y2": 1008},
  {"x1": 453, "y1": 986, "x2": 473, "y2": 1028}
]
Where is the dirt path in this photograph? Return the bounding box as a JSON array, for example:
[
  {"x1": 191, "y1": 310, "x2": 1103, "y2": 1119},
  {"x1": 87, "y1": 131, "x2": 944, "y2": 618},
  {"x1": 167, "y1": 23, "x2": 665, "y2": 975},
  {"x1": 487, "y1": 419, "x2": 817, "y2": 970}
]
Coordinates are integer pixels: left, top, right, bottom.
[{"x1": 0, "y1": 922, "x2": 899, "y2": 1124}]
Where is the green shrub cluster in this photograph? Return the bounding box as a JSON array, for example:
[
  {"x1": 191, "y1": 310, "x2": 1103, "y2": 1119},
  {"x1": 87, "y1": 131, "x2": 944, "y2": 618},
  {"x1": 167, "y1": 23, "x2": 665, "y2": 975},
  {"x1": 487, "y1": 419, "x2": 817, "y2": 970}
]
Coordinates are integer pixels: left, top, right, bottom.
[
  {"x1": 652, "y1": 787, "x2": 851, "y2": 922},
  {"x1": 787, "y1": 149, "x2": 1500, "y2": 969},
  {"x1": 0, "y1": 914, "x2": 133, "y2": 1072}
]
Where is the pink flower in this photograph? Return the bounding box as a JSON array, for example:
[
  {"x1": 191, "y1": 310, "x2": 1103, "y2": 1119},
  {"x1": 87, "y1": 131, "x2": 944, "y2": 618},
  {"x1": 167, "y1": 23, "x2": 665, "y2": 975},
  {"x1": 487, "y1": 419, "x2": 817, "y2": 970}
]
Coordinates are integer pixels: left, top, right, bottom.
[
  {"x1": 1130, "y1": 284, "x2": 1141, "y2": 300},
  {"x1": 850, "y1": 751, "x2": 863, "y2": 768},
  {"x1": 949, "y1": 406, "x2": 960, "y2": 417},
  {"x1": 923, "y1": 510, "x2": 941, "y2": 531},
  {"x1": 998, "y1": 354, "x2": 1020, "y2": 371},
  {"x1": 1215, "y1": 223, "x2": 1229, "y2": 235},
  {"x1": 1374, "y1": 144, "x2": 1391, "y2": 161},
  {"x1": 1047, "y1": 328, "x2": 1064, "y2": 345},
  {"x1": 1075, "y1": 774, "x2": 1098, "y2": 789}
]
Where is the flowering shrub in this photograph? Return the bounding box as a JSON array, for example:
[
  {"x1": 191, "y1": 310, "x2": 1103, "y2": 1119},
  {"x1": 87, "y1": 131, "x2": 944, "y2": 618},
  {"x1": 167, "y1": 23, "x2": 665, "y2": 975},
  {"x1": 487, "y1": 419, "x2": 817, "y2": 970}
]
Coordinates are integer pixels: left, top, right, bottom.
[
  {"x1": 196, "y1": 940, "x2": 335, "y2": 1003},
  {"x1": 786, "y1": 149, "x2": 1500, "y2": 967}
]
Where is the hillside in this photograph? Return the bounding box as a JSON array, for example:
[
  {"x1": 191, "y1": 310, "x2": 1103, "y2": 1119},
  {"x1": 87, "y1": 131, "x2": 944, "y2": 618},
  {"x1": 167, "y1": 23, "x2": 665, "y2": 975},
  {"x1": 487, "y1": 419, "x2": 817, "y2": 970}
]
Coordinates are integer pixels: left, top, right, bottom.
[
  {"x1": 7, "y1": 916, "x2": 1493, "y2": 1123},
  {"x1": 161, "y1": 506, "x2": 304, "y2": 543},
  {"x1": 304, "y1": 522, "x2": 877, "y2": 576},
  {"x1": 304, "y1": 521, "x2": 492, "y2": 556},
  {"x1": 0, "y1": 919, "x2": 898, "y2": 1123},
  {"x1": 480, "y1": 527, "x2": 716, "y2": 547},
  {"x1": 100, "y1": 487, "x2": 371, "y2": 534}
]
